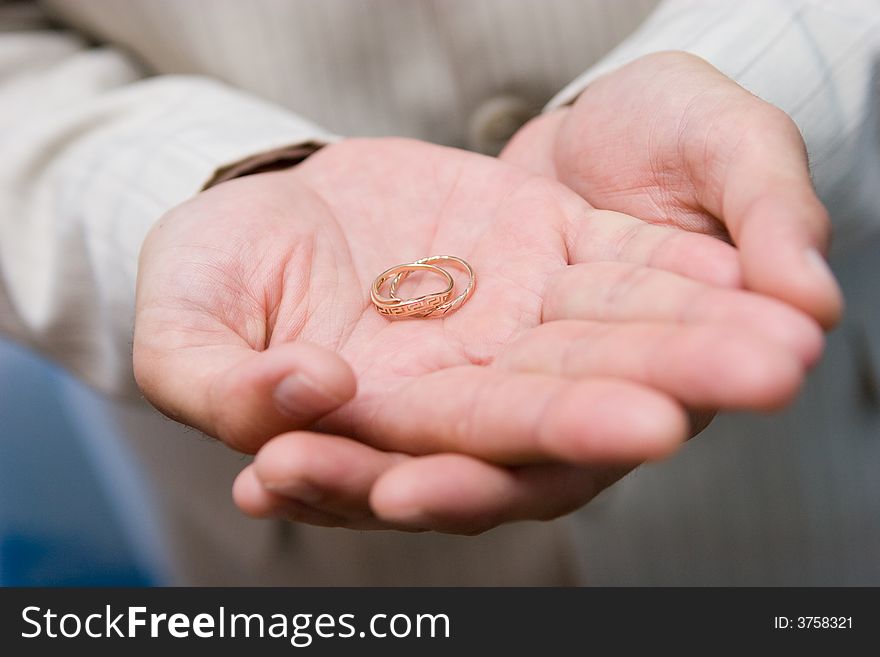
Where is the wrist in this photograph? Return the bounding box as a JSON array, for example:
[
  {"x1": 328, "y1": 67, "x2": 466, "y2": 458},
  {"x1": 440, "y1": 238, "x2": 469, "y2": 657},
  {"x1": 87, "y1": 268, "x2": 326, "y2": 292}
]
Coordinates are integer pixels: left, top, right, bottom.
[{"x1": 499, "y1": 108, "x2": 569, "y2": 176}]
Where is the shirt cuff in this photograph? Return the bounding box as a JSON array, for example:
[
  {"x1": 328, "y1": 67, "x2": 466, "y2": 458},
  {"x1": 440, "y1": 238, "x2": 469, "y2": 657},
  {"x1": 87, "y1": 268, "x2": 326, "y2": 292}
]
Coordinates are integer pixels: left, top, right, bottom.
[
  {"x1": 203, "y1": 141, "x2": 330, "y2": 189},
  {"x1": 121, "y1": 76, "x2": 340, "y2": 212}
]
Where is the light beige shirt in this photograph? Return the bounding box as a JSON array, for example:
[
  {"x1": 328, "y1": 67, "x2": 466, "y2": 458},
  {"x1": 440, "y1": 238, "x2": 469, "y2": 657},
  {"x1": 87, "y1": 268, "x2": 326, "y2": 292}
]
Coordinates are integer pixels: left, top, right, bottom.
[{"x1": 2, "y1": 0, "x2": 879, "y2": 585}]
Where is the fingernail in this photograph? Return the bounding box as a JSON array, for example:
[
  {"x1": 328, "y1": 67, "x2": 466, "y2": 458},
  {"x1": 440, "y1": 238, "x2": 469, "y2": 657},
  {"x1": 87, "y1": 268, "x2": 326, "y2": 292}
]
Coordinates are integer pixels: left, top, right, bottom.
[
  {"x1": 378, "y1": 504, "x2": 432, "y2": 528},
  {"x1": 274, "y1": 373, "x2": 340, "y2": 420},
  {"x1": 804, "y1": 247, "x2": 835, "y2": 284},
  {"x1": 802, "y1": 248, "x2": 845, "y2": 327},
  {"x1": 805, "y1": 246, "x2": 844, "y2": 299},
  {"x1": 263, "y1": 479, "x2": 325, "y2": 506}
]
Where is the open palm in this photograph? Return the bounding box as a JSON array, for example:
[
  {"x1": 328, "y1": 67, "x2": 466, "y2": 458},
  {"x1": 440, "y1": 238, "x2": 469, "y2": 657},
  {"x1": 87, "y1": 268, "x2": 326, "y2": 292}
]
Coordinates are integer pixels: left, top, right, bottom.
[
  {"x1": 502, "y1": 51, "x2": 842, "y2": 328},
  {"x1": 135, "y1": 138, "x2": 819, "y2": 533}
]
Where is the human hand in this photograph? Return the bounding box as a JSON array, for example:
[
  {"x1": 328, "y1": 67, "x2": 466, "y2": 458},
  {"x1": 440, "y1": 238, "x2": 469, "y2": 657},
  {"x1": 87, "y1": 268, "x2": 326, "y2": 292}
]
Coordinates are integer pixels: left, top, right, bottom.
[
  {"x1": 502, "y1": 51, "x2": 843, "y2": 328},
  {"x1": 135, "y1": 138, "x2": 820, "y2": 533}
]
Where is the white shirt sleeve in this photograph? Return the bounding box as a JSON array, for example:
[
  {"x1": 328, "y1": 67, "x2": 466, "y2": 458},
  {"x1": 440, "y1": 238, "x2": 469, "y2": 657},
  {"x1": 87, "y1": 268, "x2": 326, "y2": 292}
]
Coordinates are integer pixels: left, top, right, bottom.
[
  {"x1": 546, "y1": 0, "x2": 880, "y2": 250},
  {"x1": 0, "y1": 10, "x2": 337, "y2": 396}
]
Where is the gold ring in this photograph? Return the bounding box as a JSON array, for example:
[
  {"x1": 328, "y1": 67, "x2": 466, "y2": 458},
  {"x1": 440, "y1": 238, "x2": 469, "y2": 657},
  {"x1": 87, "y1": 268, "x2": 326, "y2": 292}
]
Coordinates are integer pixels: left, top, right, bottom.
[
  {"x1": 389, "y1": 255, "x2": 476, "y2": 318},
  {"x1": 371, "y1": 262, "x2": 454, "y2": 317}
]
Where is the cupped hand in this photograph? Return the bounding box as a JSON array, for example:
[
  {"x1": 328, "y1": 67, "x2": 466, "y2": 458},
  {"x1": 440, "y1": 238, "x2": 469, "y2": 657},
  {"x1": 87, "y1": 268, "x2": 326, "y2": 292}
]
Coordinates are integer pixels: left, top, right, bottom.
[
  {"x1": 135, "y1": 137, "x2": 820, "y2": 533},
  {"x1": 502, "y1": 50, "x2": 843, "y2": 328}
]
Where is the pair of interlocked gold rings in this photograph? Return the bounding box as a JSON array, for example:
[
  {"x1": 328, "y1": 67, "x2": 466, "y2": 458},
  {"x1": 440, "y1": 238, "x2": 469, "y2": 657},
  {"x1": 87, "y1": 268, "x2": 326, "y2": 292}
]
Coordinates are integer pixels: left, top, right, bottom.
[{"x1": 371, "y1": 255, "x2": 476, "y2": 318}]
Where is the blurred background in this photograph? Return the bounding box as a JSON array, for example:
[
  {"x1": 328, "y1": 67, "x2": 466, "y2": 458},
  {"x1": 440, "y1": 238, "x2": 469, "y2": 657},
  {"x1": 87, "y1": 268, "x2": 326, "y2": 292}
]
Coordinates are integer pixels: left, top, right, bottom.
[{"x1": 0, "y1": 338, "x2": 164, "y2": 586}]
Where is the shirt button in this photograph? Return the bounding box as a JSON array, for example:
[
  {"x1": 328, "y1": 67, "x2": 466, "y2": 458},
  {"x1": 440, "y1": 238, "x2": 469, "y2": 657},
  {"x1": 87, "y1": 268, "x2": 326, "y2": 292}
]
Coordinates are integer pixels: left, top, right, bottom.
[{"x1": 467, "y1": 95, "x2": 537, "y2": 156}]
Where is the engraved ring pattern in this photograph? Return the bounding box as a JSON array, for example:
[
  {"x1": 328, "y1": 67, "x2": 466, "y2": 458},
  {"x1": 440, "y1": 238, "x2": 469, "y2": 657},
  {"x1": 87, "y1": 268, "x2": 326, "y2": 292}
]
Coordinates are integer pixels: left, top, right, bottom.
[
  {"x1": 371, "y1": 255, "x2": 475, "y2": 319},
  {"x1": 370, "y1": 262, "x2": 454, "y2": 317}
]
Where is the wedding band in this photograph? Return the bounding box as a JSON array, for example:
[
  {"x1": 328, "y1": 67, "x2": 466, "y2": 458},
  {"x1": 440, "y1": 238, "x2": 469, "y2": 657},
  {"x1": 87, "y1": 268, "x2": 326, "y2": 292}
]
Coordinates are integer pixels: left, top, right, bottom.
[
  {"x1": 370, "y1": 263, "x2": 454, "y2": 317},
  {"x1": 389, "y1": 255, "x2": 476, "y2": 317}
]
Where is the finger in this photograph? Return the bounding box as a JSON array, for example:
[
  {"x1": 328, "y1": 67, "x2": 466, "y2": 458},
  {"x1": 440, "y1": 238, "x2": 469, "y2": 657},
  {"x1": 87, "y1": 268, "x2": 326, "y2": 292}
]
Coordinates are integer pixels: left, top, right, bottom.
[
  {"x1": 133, "y1": 338, "x2": 356, "y2": 453},
  {"x1": 696, "y1": 106, "x2": 843, "y2": 328},
  {"x1": 542, "y1": 262, "x2": 824, "y2": 365},
  {"x1": 252, "y1": 431, "x2": 406, "y2": 521},
  {"x1": 566, "y1": 209, "x2": 742, "y2": 288},
  {"x1": 371, "y1": 454, "x2": 631, "y2": 534},
  {"x1": 233, "y1": 466, "x2": 358, "y2": 527},
  {"x1": 496, "y1": 319, "x2": 804, "y2": 410},
  {"x1": 234, "y1": 464, "x2": 406, "y2": 531},
  {"x1": 345, "y1": 368, "x2": 689, "y2": 464},
  {"x1": 245, "y1": 431, "x2": 619, "y2": 534}
]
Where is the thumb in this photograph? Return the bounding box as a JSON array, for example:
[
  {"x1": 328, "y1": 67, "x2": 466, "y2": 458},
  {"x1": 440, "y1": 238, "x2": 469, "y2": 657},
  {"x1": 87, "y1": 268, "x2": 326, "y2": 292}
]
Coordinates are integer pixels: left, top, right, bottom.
[
  {"x1": 712, "y1": 110, "x2": 843, "y2": 328},
  {"x1": 133, "y1": 339, "x2": 356, "y2": 454}
]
